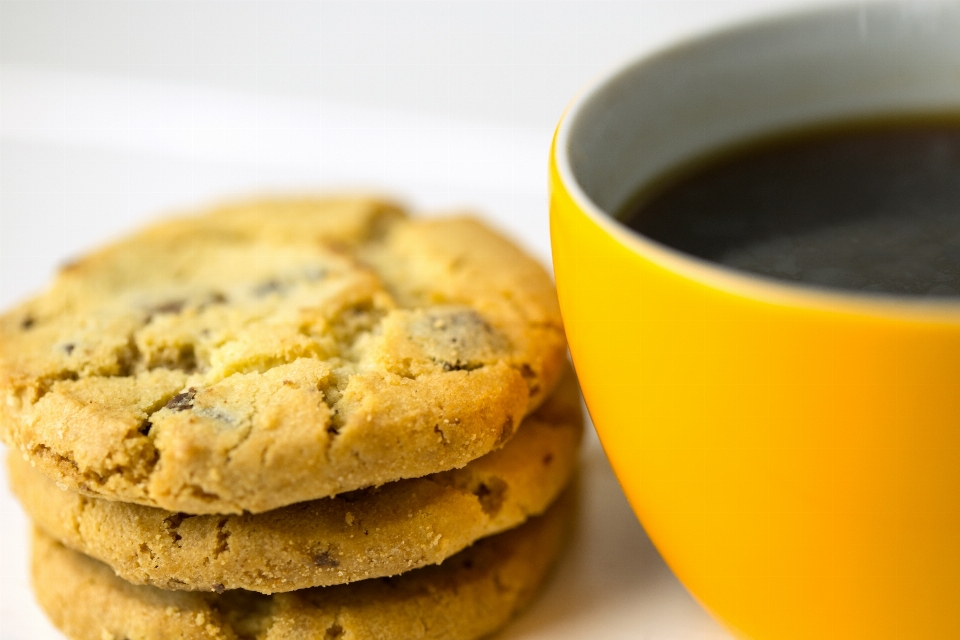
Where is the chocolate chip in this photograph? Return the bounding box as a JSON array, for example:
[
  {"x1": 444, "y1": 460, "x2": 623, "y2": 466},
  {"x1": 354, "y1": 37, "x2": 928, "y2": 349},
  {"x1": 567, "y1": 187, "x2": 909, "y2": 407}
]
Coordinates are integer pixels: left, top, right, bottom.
[
  {"x1": 63, "y1": 343, "x2": 75, "y2": 355},
  {"x1": 196, "y1": 292, "x2": 229, "y2": 312},
  {"x1": 313, "y1": 551, "x2": 339, "y2": 568},
  {"x1": 439, "y1": 359, "x2": 479, "y2": 372},
  {"x1": 152, "y1": 300, "x2": 186, "y2": 315},
  {"x1": 472, "y1": 477, "x2": 507, "y2": 516},
  {"x1": 411, "y1": 308, "x2": 508, "y2": 372},
  {"x1": 213, "y1": 583, "x2": 225, "y2": 594},
  {"x1": 252, "y1": 279, "x2": 284, "y2": 297},
  {"x1": 165, "y1": 388, "x2": 197, "y2": 412}
]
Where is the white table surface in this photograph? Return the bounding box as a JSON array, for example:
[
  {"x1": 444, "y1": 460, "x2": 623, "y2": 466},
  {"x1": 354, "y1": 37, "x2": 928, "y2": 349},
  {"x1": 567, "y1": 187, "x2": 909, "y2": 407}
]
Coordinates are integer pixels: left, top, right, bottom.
[{"x1": 0, "y1": 2, "x2": 844, "y2": 637}]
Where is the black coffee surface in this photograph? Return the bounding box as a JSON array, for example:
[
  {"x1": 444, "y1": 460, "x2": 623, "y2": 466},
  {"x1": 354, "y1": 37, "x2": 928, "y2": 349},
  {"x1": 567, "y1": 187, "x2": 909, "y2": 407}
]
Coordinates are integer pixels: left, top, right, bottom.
[{"x1": 624, "y1": 119, "x2": 960, "y2": 296}]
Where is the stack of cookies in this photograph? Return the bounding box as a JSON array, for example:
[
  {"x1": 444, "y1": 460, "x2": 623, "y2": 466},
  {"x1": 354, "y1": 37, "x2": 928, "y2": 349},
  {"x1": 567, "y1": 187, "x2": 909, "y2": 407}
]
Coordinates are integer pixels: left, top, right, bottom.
[{"x1": 0, "y1": 197, "x2": 581, "y2": 640}]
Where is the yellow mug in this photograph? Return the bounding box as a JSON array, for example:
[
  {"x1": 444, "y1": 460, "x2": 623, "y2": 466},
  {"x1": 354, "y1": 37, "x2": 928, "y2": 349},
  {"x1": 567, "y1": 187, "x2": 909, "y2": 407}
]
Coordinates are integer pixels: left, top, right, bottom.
[{"x1": 550, "y1": 4, "x2": 960, "y2": 639}]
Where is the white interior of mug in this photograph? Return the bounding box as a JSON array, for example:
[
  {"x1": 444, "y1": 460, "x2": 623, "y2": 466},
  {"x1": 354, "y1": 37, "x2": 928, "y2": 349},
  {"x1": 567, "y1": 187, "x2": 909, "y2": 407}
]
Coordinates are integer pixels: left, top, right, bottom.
[{"x1": 558, "y1": 2, "x2": 960, "y2": 218}]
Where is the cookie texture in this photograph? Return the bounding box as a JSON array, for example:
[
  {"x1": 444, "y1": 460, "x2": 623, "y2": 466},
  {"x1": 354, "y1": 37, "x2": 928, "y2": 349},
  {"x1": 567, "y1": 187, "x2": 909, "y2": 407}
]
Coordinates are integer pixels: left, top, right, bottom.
[
  {"x1": 31, "y1": 487, "x2": 574, "y2": 640},
  {"x1": 11, "y1": 368, "x2": 581, "y2": 593},
  {"x1": 0, "y1": 197, "x2": 567, "y2": 514}
]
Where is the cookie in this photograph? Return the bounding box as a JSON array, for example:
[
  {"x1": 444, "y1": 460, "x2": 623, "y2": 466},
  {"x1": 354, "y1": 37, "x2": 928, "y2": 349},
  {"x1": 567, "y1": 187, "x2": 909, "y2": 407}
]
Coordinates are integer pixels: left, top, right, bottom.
[
  {"x1": 10, "y1": 367, "x2": 581, "y2": 593},
  {"x1": 31, "y1": 486, "x2": 574, "y2": 640},
  {"x1": 0, "y1": 197, "x2": 567, "y2": 514}
]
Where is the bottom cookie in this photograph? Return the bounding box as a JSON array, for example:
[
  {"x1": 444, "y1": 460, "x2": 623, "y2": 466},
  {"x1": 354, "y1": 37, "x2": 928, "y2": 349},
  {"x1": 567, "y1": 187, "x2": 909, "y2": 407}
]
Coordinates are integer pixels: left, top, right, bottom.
[{"x1": 31, "y1": 487, "x2": 575, "y2": 640}]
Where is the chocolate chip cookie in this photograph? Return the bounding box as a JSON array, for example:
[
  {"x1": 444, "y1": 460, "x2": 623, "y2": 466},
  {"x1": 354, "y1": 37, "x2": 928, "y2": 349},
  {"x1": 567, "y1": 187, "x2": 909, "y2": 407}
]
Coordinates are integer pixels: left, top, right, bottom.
[
  {"x1": 11, "y1": 367, "x2": 581, "y2": 592},
  {"x1": 0, "y1": 197, "x2": 567, "y2": 514},
  {"x1": 31, "y1": 486, "x2": 574, "y2": 640}
]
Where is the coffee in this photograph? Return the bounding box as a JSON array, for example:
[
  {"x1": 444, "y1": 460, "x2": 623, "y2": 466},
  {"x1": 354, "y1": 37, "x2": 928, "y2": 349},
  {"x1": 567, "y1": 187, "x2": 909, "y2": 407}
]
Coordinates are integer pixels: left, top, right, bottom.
[{"x1": 622, "y1": 118, "x2": 960, "y2": 296}]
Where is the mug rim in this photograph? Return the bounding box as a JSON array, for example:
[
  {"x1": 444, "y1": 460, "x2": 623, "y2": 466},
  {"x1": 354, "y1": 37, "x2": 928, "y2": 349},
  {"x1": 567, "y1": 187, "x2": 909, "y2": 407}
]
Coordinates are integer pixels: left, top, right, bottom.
[{"x1": 552, "y1": 0, "x2": 960, "y2": 324}]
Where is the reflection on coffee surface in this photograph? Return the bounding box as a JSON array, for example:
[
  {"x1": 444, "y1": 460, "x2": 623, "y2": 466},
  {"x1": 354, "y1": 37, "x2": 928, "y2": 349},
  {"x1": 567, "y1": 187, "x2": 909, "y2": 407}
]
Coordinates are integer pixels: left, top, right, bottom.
[{"x1": 623, "y1": 118, "x2": 960, "y2": 296}]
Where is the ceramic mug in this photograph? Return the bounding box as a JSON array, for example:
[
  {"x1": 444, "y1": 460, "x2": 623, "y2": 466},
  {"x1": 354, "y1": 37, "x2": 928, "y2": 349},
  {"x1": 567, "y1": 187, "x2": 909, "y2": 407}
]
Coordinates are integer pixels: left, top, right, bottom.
[{"x1": 550, "y1": 3, "x2": 960, "y2": 639}]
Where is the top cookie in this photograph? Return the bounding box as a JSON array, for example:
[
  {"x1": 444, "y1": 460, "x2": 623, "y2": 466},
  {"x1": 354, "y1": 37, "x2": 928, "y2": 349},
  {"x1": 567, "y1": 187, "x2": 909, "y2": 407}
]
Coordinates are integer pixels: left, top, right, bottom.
[{"x1": 0, "y1": 197, "x2": 566, "y2": 514}]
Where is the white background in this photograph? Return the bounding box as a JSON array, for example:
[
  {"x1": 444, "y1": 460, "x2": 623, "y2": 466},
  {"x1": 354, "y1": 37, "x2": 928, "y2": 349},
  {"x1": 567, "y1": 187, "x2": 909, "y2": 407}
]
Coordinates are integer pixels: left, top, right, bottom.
[{"x1": 0, "y1": 2, "x2": 841, "y2": 638}]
